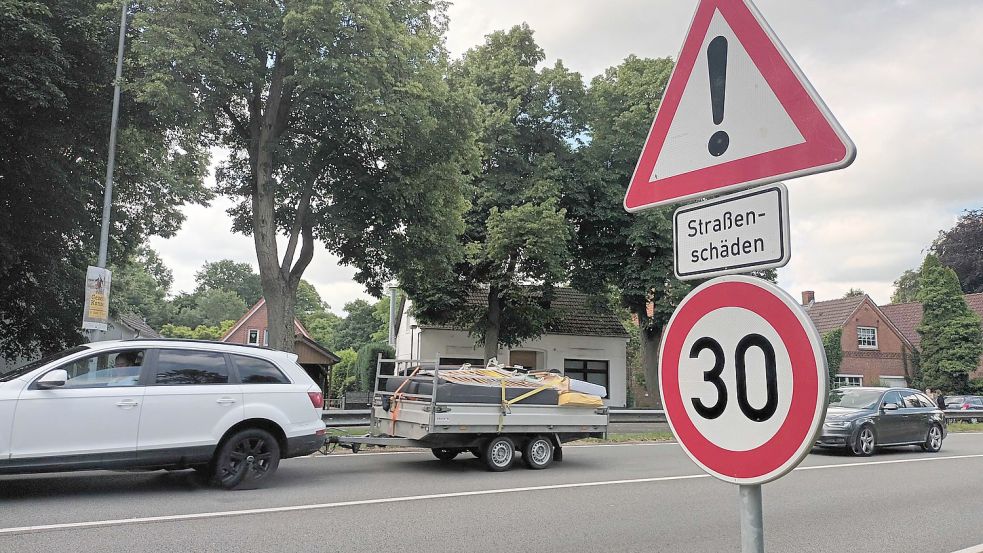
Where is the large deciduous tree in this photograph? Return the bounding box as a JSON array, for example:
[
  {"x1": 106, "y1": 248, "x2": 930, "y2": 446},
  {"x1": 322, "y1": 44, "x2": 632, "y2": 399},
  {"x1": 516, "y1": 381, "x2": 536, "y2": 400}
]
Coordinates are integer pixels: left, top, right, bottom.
[
  {"x1": 931, "y1": 209, "x2": 983, "y2": 294},
  {"x1": 564, "y1": 55, "x2": 684, "y2": 401},
  {"x1": 916, "y1": 255, "x2": 983, "y2": 393},
  {"x1": 412, "y1": 25, "x2": 584, "y2": 361},
  {"x1": 132, "y1": 0, "x2": 476, "y2": 352},
  {"x1": 0, "y1": 1, "x2": 209, "y2": 360},
  {"x1": 195, "y1": 260, "x2": 263, "y2": 307}
]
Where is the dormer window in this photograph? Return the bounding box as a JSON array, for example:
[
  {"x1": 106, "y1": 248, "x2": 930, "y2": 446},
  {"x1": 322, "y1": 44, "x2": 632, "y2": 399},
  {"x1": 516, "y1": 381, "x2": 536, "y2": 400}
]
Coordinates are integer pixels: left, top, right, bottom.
[{"x1": 247, "y1": 329, "x2": 260, "y2": 345}]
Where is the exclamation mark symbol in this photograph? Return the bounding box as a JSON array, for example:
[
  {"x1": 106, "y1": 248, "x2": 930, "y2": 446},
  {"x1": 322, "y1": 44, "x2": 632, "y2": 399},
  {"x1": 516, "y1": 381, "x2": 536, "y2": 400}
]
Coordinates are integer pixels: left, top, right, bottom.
[{"x1": 707, "y1": 36, "x2": 729, "y2": 157}]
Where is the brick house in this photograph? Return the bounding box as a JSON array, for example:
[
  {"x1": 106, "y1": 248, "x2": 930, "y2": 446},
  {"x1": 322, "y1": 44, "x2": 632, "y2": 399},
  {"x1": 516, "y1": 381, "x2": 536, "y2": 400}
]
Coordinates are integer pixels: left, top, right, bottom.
[
  {"x1": 880, "y1": 292, "x2": 983, "y2": 380},
  {"x1": 221, "y1": 298, "x2": 340, "y2": 395},
  {"x1": 801, "y1": 291, "x2": 915, "y2": 388}
]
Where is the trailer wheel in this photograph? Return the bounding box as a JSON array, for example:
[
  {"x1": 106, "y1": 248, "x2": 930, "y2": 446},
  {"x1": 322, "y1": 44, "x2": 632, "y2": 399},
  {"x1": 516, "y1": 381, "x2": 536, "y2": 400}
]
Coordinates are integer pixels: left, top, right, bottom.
[
  {"x1": 431, "y1": 448, "x2": 459, "y2": 461},
  {"x1": 482, "y1": 437, "x2": 516, "y2": 471},
  {"x1": 522, "y1": 436, "x2": 554, "y2": 470}
]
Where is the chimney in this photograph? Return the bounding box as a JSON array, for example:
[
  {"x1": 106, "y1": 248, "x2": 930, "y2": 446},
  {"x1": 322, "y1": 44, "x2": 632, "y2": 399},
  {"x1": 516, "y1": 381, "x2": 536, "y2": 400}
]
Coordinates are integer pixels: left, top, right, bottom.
[{"x1": 801, "y1": 291, "x2": 815, "y2": 306}]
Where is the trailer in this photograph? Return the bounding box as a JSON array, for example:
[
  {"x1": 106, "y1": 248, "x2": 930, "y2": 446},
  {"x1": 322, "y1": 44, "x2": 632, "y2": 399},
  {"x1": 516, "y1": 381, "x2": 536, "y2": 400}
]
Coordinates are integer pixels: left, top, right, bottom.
[{"x1": 327, "y1": 356, "x2": 609, "y2": 471}]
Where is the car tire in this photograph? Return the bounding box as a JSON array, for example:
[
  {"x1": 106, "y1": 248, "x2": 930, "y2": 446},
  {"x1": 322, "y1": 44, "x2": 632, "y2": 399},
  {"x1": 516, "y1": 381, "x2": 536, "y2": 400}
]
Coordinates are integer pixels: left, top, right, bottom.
[
  {"x1": 851, "y1": 425, "x2": 876, "y2": 457},
  {"x1": 431, "y1": 448, "x2": 459, "y2": 461},
  {"x1": 522, "y1": 436, "x2": 554, "y2": 470},
  {"x1": 211, "y1": 428, "x2": 281, "y2": 490},
  {"x1": 921, "y1": 424, "x2": 944, "y2": 453},
  {"x1": 482, "y1": 436, "x2": 516, "y2": 472}
]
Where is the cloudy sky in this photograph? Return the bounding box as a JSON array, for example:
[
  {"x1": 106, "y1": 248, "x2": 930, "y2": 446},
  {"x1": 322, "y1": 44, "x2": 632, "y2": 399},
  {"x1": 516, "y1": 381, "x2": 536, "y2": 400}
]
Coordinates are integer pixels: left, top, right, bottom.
[{"x1": 151, "y1": 0, "x2": 983, "y2": 312}]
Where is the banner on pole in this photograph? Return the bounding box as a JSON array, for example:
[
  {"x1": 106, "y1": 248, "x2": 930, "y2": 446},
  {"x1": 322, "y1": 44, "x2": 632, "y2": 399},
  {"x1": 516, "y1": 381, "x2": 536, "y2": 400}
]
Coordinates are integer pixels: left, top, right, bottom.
[{"x1": 82, "y1": 266, "x2": 112, "y2": 331}]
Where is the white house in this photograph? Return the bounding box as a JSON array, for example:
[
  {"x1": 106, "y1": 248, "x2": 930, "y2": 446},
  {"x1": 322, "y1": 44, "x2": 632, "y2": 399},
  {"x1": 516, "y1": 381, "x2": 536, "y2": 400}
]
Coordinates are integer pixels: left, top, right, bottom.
[{"x1": 393, "y1": 287, "x2": 630, "y2": 407}]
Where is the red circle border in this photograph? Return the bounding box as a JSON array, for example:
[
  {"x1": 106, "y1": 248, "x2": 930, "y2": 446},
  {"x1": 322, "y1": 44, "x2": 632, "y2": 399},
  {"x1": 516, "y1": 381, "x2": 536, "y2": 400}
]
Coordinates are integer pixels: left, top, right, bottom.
[{"x1": 660, "y1": 280, "x2": 821, "y2": 481}]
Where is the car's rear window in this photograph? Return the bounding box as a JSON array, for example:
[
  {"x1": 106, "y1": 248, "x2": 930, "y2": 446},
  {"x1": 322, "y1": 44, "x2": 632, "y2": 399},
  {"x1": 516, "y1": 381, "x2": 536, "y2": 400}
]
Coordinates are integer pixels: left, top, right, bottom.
[
  {"x1": 232, "y1": 355, "x2": 290, "y2": 384},
  {"x1": 153, "y1": 349, "x2": 230, "y2": 385}
]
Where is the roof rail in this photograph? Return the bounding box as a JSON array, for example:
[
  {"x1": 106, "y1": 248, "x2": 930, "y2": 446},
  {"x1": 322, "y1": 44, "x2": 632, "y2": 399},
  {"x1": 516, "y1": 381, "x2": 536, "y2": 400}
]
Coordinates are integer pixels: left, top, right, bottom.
[{"x1": 121, "y1": 338, "x2": 274, "y2": 351}]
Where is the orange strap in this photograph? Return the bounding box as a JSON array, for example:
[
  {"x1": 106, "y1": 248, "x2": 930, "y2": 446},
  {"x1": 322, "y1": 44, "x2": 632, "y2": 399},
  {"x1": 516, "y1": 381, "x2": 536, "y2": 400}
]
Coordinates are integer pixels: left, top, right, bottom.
[{"x1": 390, "y1": 366, "x2": 422, "y2": 435}]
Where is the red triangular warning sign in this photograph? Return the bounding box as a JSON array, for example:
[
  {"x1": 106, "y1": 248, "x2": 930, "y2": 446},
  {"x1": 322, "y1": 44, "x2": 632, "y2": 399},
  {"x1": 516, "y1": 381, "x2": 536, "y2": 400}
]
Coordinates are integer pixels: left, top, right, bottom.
[{"x1": 624, "y1": 0, "x2": 855, "y2": 212}]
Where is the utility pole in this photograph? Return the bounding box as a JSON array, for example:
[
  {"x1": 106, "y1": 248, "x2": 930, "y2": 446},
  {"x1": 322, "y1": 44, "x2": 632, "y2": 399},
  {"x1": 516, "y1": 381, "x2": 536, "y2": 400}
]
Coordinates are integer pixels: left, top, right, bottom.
[{"x1": 97, "y1": 1, "x2": 129, "y2": 268}]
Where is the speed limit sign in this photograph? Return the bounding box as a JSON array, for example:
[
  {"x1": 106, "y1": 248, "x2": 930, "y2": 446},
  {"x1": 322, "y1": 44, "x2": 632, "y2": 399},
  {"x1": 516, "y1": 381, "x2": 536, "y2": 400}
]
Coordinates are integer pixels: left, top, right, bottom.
[{"x1": 659, "y1": 275, "x2": 827, "y2": 484}]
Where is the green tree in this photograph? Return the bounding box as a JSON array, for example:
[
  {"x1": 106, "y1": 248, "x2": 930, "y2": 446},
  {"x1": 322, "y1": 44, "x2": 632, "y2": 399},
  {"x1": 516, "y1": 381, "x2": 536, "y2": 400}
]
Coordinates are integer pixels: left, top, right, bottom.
[
  {"x1": 333, "y1": 300, "x2": 383, "y2": 352},
  {"x1": 132, "y1": 0, "x2": 476, "y2": 353},
  {"x1": 563, "y1": 55, "x2": 683, "y2": 400},
  {"x1": 931, "y1": 209, "x2": 983, "y2": 293},
  {"x1": 196, "y1": 289, "x2": 247, "y2": 327},
  {"x1": 329, "y1": 348, "x2": 359, "y2": 397},
  {"x1": 411, "y1": 25, "x2": 584, "y2": 360},
  {"x1": 294, "y1": 280, "x2": 329, "y2": 327},
  {"x1": 916, "y1": 255, "x2": 983, "y2": 393},
  {"x1": 891, "y1": 268, "x2": 922, "y2": 304},
  {"x1": 111, "y1": 247, "x2": 175, "y2": 329},
  {"x1": 160, "y1": 319, "x2": 235, "y2": 340},
  {"x1": 306, "y1": 312, "x2": 343, "y2": 351},
  {"x1": 194, "y1": 260, "x2": 262, "y2": 306},
  {"x1": 843, "y1": 288, "x2": 866, "y2": 298},
  {"x1": 0, "y1": 0, "x2": 209, "y2": 359}
]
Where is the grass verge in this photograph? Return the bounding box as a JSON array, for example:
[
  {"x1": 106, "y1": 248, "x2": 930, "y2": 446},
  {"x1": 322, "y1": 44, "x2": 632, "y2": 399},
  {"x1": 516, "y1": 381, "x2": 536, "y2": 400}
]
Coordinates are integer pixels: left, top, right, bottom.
[{"x1": 946, "y1": 422, "x2": 983, "y2": 432}]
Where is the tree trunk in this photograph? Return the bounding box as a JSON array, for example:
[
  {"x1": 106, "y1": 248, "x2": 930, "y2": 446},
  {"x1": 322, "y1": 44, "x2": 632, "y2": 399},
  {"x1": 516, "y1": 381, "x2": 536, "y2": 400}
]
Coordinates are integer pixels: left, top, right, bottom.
[
  {"x1": 484, "y1": 286, "x2": 501, "y2": 363},
  {"x1": 634, "y1": 304, "x2": 663, "y2": 407}
]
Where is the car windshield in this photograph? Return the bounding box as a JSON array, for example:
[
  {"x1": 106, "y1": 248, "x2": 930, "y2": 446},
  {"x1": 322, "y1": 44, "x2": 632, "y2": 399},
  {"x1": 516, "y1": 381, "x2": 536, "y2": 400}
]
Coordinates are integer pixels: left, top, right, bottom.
[
  {"x1": 828, "y1": 388, "x2": 883, "y2": 409},
  {"x1": 0, "y1": 346, "x2": 90, "y2": 382}
]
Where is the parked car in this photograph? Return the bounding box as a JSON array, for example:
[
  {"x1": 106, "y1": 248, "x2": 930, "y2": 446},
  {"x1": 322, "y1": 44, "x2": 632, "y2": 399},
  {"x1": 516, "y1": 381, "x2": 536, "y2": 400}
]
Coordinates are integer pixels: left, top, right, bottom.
[
  {"x1": 943, "y1": 395, "x2": 983, "y2": 411},
  {"x1": 815, "y1": 387, "x2": 946, "y2": 456},
  {"x1": 0, "y1": 339, "x2": 326, "y2": 489}
]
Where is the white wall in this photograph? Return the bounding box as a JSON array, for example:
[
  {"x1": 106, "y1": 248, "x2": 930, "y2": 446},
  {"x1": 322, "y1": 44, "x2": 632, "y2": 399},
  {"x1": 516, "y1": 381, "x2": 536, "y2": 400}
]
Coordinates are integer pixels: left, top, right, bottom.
[{"x1": 393, "y1": 303, "x2": 628, "y2": 407}]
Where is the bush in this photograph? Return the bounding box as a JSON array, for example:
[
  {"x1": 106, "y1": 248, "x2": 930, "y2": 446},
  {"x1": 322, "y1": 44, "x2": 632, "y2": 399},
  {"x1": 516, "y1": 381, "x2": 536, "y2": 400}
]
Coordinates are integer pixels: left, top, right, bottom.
[{"x1": 357, "y1": 342, "x2": 395, "y2": 391}]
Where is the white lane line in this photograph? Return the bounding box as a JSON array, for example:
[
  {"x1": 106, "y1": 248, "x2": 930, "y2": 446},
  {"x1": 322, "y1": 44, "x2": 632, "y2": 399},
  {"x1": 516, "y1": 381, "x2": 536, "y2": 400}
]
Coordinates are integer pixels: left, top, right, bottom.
[
  {"x1": 0, "y1": 474, "x2": 711, "y2": 535},
  {"x1": 3, "y1": 450, "x2": 983, "y2": 536},
  {"x1": 950, "y1": 544, "x2": 983, "y2": 553}
]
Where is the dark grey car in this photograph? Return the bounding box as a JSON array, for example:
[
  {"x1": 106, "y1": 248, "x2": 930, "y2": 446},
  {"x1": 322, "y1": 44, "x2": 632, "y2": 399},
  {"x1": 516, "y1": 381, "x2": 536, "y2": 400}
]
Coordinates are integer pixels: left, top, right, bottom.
[{"x1": 815, "y1": 387, "x2": 947, "y2": 456}]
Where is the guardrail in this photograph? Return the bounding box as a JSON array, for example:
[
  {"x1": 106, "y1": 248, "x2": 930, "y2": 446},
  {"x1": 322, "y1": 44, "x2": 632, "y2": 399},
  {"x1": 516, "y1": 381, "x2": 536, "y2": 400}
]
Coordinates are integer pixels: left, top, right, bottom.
[
  {"x1": 945, "y1": 411, "x2": 983, "y2": 423},
  {"x1": 322, "y1": 408, "x2": 667, "y2": 427}
]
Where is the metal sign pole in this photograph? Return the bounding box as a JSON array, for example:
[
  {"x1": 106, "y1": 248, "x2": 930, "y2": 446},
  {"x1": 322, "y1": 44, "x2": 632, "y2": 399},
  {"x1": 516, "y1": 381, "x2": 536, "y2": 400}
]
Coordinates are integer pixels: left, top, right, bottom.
[{"x1": 739, "y1": 484, "x2": 765, "y2": 553}]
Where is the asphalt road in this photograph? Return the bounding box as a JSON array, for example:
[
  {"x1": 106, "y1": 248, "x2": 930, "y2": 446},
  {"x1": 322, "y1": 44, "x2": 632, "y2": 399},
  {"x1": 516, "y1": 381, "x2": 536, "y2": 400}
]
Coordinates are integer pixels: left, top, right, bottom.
[{"x1": 3, "y1": 434, "x2": 983, "y2": 553}]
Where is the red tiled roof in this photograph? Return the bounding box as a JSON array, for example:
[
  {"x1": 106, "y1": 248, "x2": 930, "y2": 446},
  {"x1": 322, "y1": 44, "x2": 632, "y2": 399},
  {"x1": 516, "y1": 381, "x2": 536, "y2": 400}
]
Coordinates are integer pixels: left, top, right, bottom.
[
  {"x1": 803, "y1": 296, "x2": 865, "y2": 334},
  {"x1": 881, "y1": 292, "x2": 983, "y2": 348}
]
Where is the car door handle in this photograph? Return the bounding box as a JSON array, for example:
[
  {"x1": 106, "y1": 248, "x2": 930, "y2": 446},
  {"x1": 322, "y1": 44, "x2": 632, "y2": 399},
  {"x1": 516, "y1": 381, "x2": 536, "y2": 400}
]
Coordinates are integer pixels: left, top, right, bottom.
[
  {"x1": 116, "y1": 400, "x2": 139, "y2": 408},
  {"x1": 216, "y1": 398, "x2": 237, "y2": 405}
]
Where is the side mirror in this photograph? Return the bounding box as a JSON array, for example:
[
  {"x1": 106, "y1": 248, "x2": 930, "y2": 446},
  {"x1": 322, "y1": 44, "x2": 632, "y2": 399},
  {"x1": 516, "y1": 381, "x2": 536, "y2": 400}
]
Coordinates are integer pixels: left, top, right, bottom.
[
  {"x1": 882, "y1": 402, "x2": 899, "y2": 411},
  {"x1": 37, "y1": 369, "x2": 69, "y2": 389}
]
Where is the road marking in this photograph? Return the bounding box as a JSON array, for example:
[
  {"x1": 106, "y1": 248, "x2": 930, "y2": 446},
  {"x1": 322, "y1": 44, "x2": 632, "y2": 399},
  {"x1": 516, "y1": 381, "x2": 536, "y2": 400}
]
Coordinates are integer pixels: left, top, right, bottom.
[
  {"x1": 0, "y1": 474, "x2": 711, "y2": 535},
  {"x1": 950, "y1": 544, "x2": 983, "y2": 553},
  {"x1": 3, "y1": 450, "x2": 983, "y2": 536}
]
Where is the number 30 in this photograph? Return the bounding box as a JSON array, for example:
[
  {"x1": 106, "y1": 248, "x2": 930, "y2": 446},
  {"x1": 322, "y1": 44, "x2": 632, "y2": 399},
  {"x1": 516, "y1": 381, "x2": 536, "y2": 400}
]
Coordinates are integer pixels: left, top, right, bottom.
[{"x1": 689, "y1": 334, "x2": 778, "y2": 422}]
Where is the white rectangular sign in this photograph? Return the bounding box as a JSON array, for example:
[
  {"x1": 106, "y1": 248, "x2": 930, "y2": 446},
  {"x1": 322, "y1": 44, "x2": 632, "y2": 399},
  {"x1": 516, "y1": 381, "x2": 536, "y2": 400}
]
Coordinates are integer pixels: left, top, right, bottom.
[
  {"x1": 673, "y1": 183, "x2": 789, "y2": 280},
  {"x1": 82, "y1": 266, "x2": 112, "y2": 331}
]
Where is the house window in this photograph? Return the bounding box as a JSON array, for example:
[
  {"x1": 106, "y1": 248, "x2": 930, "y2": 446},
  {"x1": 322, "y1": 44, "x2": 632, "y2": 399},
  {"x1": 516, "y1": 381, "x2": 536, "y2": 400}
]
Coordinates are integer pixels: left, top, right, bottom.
[
  {"x1": 247, "y1": 329, "x2": 259, "y2": 345},
  {"x1": 834, "y1": 374, "x2": 863, "y2": 388},
  {"x1": 857, "y1": 327, "x2": 877, "y2": 349},
  {"x1": 563, "y1": 359, "x2": 609, "y2": 398},
  {"x1": 263, "y1": 329, "x2": 269, "y2": 346}
]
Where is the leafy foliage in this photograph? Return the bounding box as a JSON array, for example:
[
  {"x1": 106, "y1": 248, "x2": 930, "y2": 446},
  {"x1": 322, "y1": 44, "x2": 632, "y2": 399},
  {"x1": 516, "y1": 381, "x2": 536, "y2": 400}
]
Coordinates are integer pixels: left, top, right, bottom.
[
  {"x1": 916, "y1": 255, "x2": 983, "y2": 393},
  {"x1": 891, "y1": 268, "x2": 922, "y2": 304},
  {"x1": 356, "y1": 342, "x2": 395, "y2": 392},
  {"x1": 160, "y1": 320, "x2": 235, "y2": 341},
  {"x1": 0, "y1": 0, "x2": 209, "y2": 359},
  {"x1": 110, "y1": 247, "x2": 174, "y2": 329},
  {"x1": 843, "y1": 288, "x2": 866, "y2": 298},
  {"x1": 822, "y1": 329, "x2": 843, "y2": 391},
  {"x1": 413, "y1": 25, "x2": 584, "y2": 356},
  {"x1": 195, "y1": 260, "x2": 262, "y2": 307},
  {"x1": 132, "y1": 0, "x2": 477, "y2": 352},
  {"x1": 329, "y1": 348, "x2": 359, "y2": 396},
  {"x1": 931, "y1": 209, "x2": 983, "y2": 294}
]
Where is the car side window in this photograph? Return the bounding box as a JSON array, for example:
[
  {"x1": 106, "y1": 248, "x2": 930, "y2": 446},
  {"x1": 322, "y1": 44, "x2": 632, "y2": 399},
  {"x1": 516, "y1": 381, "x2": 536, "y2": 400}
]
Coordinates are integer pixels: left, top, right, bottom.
[
  {"x1": 898, "y1": 391, "x2": 920, "y2": 409},
  {"x1": 913, "y1": 393, "x2": 935, "y2": 408},
  {"x1": 882, "y1": 390, "x2": 902, "y2": 407},
  {"x1": 50, "y1": 350, "x2": 146, "y2": 388},
  {"x1": 153, "y1": 349, "x2": 229, "y2": 385},
  {"x1": 232, "y1": 355, "x2": 290, "y2": 384}
]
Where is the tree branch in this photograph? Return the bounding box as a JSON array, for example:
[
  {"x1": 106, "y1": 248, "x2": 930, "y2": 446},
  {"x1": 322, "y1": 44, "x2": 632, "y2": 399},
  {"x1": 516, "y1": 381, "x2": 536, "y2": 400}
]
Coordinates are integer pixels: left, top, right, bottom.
[
  {"x1": 221, "y1": 104, "x2": 249, "y2": 141},
  {"x1": 281, "y1": 183, "x2": 315, "y2": 274},
  {"x1": 290, "y1": 215, "x2": 316, "y2": 285}
]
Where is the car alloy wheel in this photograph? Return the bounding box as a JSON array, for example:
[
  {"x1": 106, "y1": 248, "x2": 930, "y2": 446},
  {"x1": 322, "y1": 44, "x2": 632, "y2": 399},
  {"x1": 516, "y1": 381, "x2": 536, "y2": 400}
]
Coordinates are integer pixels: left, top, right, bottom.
[
  {"x1": 922, "y1": 425, "x2": 943, "y2": 452},
  {"x1": 214, "y1": 428, "x2": 281, "y2": 489},
  {"x1": 854, "y1": 426, "x2": 875, "y2": 456}
]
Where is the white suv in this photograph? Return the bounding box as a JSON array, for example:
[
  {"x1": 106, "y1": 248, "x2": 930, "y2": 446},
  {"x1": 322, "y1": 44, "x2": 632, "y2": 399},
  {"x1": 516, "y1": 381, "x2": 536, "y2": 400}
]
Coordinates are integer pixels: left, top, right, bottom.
[{"x1": 0, "y1": 339, "x2": 326, "y2": 489}]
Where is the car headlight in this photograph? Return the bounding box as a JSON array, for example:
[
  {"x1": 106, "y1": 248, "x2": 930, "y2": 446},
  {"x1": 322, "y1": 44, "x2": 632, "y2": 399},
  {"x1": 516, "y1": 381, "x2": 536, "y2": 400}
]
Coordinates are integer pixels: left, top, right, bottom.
[{"x1": 824, "y1": 420, "x2": 851, "y2": 428}]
